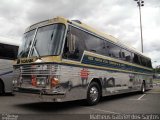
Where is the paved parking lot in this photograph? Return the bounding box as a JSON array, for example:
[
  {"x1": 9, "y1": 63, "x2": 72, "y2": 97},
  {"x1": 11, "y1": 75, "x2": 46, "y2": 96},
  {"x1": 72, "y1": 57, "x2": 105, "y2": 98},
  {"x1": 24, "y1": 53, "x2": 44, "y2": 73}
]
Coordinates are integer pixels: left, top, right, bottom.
[{"x1": 0, "y1": 86, "x2": 160, "y2": 120}]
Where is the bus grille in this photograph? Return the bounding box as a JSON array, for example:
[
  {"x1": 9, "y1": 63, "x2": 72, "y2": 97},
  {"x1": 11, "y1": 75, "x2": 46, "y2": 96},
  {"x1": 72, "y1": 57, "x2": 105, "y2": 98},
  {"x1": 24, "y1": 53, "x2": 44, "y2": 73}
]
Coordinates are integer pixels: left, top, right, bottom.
[{"x1": 14, "y1": 64, "x2": 61, "y2": 76}]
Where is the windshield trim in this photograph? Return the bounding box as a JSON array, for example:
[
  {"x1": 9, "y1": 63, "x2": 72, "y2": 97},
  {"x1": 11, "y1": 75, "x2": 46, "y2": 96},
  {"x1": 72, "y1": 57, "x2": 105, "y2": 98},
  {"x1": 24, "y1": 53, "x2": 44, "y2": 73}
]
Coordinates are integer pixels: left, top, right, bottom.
[{"x1": 59, "y1": 23, "x2": 68, "y2": 56}]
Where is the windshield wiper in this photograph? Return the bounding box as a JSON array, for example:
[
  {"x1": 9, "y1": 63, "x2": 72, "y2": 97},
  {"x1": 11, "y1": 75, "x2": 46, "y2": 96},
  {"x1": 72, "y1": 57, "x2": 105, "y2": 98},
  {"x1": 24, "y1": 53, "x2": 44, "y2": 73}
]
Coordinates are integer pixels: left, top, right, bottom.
[
  {"x1": 32, "y1": 39, "x2": 42, "y2": 59},
  {"x1": 33, "y1": 45, "x2": 40, "y2": 58}
]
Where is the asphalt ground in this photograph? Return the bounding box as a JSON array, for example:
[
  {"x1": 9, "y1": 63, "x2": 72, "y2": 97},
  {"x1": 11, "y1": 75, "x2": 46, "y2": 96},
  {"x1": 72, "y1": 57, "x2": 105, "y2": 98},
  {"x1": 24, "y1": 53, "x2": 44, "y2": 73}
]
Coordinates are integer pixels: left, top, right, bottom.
[{"x1": 0, "y1": 85, "x2": 160, "y2": 120}]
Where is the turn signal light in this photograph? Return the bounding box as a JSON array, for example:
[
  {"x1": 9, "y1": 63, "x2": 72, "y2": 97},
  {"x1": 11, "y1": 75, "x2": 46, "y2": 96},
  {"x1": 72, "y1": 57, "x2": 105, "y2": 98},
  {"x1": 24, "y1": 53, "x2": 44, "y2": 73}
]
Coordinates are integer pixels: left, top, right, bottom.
[
  {"x1": 51, "y1": 77, "x2": 59, "y2": 87},
  {"x1": 31, "y1": 75, "x2": 37, "y2": 86}
]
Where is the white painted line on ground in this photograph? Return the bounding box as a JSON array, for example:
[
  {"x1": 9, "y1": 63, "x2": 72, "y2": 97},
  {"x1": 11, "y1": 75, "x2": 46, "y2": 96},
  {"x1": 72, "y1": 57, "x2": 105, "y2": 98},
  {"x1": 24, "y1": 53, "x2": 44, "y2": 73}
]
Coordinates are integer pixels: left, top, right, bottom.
[
  {"x1": 137, "y1": 94, "x2": 146, "y2": 100},
  {"x1": 129, "y1": 99, "x2": 146, "y2": 101},
  {"x1": 146, "y1": 92, "x2": 160, "y2": 94},
  {"x1": 129, "y1": 94, "x2": 146, "y2": 100},
  {"x1": 85, "y1": 107, "x2": 120, "y2": 114}
]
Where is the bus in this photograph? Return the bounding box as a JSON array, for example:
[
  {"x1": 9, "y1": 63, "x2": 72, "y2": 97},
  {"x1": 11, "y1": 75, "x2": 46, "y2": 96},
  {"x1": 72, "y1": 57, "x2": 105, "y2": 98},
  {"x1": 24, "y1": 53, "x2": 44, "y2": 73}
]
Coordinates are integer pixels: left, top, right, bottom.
[
  {"x1": 13, "y1": 17, "x2": 153, "y2": 105},
  {"x1": 0, "y1": 37, "x2": 19, "y2": 95}
]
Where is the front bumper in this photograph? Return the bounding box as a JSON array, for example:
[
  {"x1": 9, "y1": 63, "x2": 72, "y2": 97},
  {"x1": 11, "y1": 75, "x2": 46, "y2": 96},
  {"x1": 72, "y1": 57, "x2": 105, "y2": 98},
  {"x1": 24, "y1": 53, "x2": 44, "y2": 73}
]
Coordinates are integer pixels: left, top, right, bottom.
[{"x1": 14, "y1": 87, "x2": 66, "y2": 102}]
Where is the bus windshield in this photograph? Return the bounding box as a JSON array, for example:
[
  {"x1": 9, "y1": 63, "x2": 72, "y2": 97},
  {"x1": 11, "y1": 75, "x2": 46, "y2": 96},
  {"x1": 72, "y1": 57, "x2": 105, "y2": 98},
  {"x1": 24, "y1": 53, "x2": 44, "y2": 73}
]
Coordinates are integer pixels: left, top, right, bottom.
[{"x1": 18, "y1": 23, "x2": 65, "y2": 58}]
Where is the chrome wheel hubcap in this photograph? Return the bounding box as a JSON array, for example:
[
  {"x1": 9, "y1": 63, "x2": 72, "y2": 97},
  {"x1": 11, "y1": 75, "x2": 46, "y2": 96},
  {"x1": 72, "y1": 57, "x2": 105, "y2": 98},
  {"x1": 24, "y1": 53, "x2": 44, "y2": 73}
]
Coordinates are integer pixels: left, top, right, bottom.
[{"x1": 89, "y1": 86, "x2": 98, "y2": 102}]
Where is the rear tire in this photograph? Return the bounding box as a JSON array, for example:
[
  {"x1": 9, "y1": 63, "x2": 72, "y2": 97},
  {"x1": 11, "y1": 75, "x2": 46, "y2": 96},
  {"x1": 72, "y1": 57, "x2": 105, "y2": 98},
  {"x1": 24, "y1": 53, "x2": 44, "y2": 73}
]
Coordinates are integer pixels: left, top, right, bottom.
[
  {"x1": 86, "y1": 82, "x2": 101, "y2": 105},
  {"x1": 140, "y1": 82, "x2": 146, "y2": 94}
]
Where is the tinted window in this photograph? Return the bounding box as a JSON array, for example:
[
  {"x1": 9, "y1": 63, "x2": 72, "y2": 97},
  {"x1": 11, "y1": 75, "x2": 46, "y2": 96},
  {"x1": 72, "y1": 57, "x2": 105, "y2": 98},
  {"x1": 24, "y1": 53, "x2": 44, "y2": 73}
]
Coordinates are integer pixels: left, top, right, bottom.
[
  {"x1": 63, "y1": 26, "x2": 86, "y2": 61},
  {"x1": 85, "y1": 35, "x2": 105, "y2": 55},
  {"x1": 141, "y1": 57, "x2": 146, "y2": 66},
  {"x1": 105, "y1": 41, "x2": 121, "y2": 58},
  {"x1": 62, "y1": 25, "x2": 152, "y2": 69},
  {"x1": 120, "y1": 49, "x2": 132, "y2": 62},
  {"x1": 147, "y1": 59, "x2": 152, "y2": 68},
  {"x1": 63, "y1": 26, "x2": 108, "y2": 61},
  {"x1": 143, "y1": 58, "x2": 152, "y2": 68},
  {"x1": 133, "y1": 54, "x2": 140, "y2": 64}
]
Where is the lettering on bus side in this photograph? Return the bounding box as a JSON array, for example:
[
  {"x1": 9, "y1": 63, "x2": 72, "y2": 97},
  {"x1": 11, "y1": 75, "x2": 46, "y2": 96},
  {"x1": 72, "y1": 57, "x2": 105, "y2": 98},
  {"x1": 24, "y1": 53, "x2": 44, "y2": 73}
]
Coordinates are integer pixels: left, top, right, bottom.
[
  {"x1": 82, "y1": 55, "x2": 122, "y2": 68},
  {"x1": 83, "y1": 55, "x2": 126, "y2": 70},
  {"x1": 82, "y1": 54, "x2": 152, "y2": 73}
]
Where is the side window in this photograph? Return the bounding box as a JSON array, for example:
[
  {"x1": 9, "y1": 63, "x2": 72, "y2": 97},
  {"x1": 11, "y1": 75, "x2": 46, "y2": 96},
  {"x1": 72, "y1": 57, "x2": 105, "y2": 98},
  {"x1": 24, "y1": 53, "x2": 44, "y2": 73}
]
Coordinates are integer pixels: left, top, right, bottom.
[
  {"x1": 120, "y1": 49, "x2": 132, "y2": 62},
  {"x1": 142, "y1": 57, "x2": 152, "y2": 67},
  {"x1": 63, "y1": 26, "x2": 86, "y2": 61},
  {"x1": 133, "y1": 53, "x2": 140, "y2": 65},
  {"x1": 105, "y1": 41, "x2": 121, "y2": 58},
  {"x1": 142, "y1": 58, "x2": 152, "y2": 68},
  {"x1": 130, "y1": 53, "x2": 134, "y2": 62},
  {"x1": 85, "y1": 35, "x2": 105, "y2": 55},
  {"x1": 141, "y1": 57, "x2": 146, "y2": 67},
  {"x1": 147, "y1": 59, "x2": 152, "y2": 68},
  {"x1": 63, "y1": 26, "x2": 107, "y2": 60},
  {"x1": 138, "y1": 56, "x2": 143, "y2": 66}
]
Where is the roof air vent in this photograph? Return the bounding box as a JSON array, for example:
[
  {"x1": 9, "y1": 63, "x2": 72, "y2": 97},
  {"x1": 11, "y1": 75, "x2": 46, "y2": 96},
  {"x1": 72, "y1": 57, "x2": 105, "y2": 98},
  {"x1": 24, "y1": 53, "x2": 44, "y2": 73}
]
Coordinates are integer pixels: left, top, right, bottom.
[{"x1": 71, "y1": 20, "x2": 82, "y2": 24}]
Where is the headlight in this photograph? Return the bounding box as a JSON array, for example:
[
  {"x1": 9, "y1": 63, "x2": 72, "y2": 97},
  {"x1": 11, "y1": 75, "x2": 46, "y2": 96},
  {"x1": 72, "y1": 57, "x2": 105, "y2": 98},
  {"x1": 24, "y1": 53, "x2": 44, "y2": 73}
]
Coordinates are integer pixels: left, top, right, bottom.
[
  {"x1": 36, "y1": 77, "x2": 46, "y2": 87},
  {"x1": 51, "y1": 77, "x2": 59, "y2": 87},
  {"x1": 13, "y1": 80, "x2": 18, "y2": 85}
]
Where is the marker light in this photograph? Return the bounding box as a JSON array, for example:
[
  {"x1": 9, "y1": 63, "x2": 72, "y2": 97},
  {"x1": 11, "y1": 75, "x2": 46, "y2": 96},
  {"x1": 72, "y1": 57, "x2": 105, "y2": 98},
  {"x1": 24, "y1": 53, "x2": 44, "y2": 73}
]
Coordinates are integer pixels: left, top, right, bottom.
[
  {"x1": 51, "y1": 77, "x2": 59, "y2": 87},
  {"x1": 31, "y1": 75, "x2": 37, "y2": 86}
]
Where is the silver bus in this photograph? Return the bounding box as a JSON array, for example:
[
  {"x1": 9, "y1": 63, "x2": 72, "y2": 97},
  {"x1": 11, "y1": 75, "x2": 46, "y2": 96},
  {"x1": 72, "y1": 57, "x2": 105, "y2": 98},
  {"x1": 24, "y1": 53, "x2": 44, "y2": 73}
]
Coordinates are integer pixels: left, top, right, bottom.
[
  {"x1": 0, "y1": 37, "x2": 19, "y2": 95},
  {"x1": 13, "y1": 17, "x2": 153, "y2": 105}
]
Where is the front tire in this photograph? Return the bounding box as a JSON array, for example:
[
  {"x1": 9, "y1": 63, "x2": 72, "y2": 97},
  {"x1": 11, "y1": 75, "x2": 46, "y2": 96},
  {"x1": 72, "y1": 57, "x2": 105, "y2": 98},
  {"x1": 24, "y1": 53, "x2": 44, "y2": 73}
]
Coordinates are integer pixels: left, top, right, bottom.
[{"x1": 86, "y1": 82, "x2": 101, "y2": 105}]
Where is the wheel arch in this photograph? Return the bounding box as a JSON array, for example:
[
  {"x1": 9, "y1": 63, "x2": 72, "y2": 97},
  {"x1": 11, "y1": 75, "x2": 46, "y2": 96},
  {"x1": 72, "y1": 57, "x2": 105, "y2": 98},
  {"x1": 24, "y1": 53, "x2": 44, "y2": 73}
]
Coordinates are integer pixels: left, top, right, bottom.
[{"x1": 87, "y1": 78, "x2": 102, "y2": 96}]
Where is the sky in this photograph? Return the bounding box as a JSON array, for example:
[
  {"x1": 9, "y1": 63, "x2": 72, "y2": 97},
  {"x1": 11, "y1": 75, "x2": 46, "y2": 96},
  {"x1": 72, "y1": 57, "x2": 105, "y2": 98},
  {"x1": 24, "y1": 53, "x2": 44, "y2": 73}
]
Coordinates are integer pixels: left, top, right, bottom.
[{"x1": 0, "y1": 0, "x2": 160, "y2": 67}]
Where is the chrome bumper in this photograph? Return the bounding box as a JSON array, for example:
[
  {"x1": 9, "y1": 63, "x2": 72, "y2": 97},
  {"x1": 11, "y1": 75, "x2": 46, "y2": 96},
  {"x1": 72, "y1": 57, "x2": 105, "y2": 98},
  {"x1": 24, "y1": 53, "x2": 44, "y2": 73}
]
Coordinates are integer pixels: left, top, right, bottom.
[{"x1": 14, "y1": 87, "x2": 66, "y2": 102}]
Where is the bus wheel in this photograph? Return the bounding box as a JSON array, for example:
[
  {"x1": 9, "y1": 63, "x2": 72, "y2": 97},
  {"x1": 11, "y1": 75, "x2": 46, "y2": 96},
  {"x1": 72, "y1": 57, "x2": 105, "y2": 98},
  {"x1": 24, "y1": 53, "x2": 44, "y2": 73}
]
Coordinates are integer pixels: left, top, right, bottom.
[
  {"x1": 141, "y1": 81, "x2": 146, "y2": 94},
  {"x1": 0, "y1": 81, "x2": 4, "y2": 95},
  {"x1": 87, "y1": 82, "x2": 100, "y2": 105}
]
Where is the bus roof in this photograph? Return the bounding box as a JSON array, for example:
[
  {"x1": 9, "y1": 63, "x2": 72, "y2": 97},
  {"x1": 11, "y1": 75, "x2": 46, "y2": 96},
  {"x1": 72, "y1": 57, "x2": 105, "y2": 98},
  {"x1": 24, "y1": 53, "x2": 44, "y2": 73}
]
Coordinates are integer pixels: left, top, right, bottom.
[
  {"x1": 26, "y1": 16, "x2": 150, "y2": 59},
  {"x1": 0, "y1": 36, "x2": 20, "y2": 46}
]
